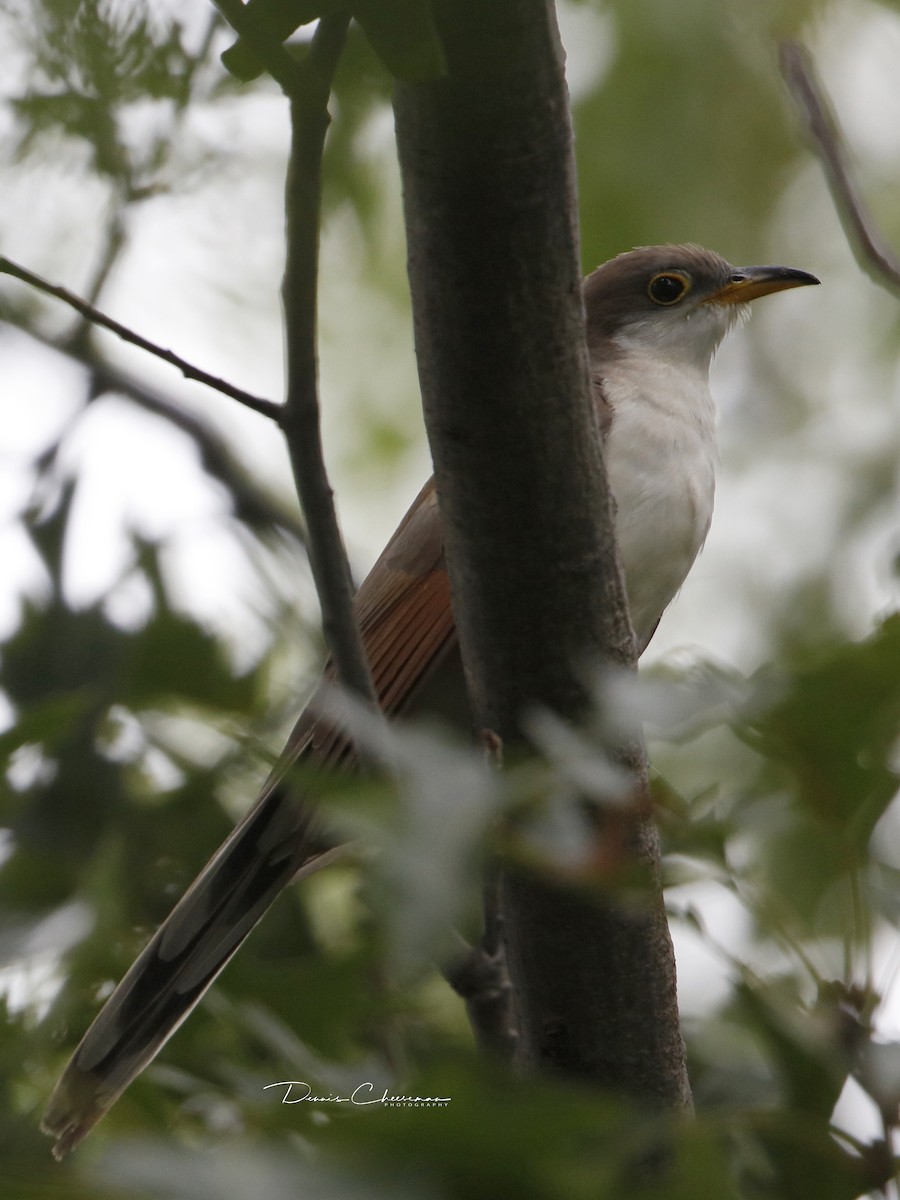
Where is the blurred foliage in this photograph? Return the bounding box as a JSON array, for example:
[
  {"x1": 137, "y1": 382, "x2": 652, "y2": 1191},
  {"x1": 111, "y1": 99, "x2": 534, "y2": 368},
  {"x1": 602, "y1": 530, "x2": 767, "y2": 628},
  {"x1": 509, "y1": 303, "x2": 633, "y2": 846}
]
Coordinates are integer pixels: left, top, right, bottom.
[
  {"x1": 5, "y1": 0, "x2": 223, "y2": 198},
  {"x1": 221, "y1": 0, "x2": 446, "y2": 83},
  {"x1": 573, "y1": 0, "x2": 825, "y2": 264},
  {"x1": 1, "y1": 0, "x2": 900, "y2": 1198}
]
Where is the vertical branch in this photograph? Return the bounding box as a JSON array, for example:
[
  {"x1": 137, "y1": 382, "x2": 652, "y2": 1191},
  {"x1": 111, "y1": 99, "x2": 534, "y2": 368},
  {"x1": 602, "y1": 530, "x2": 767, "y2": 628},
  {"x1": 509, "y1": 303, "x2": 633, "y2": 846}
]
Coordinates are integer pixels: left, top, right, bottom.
[
  {"x1": 277, "y1": 13, "x2": 376, "y2": 704},
  {"x1": 211, "y1": 7, "x2": 375, "y2": 700},
  {"x1": 393, "y1": 0, "x2": 690, "y2": 1111},
  {"x1": 780, "y1": 41, "x2": 900, "y2": 296}
]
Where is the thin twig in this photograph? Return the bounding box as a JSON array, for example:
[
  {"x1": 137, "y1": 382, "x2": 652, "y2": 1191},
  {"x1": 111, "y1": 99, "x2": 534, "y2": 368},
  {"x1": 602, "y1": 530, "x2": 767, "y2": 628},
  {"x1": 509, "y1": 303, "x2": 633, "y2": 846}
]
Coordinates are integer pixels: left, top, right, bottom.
[
  {"x1": 83, "y1": 360, "x2": 306, "y2": 543},
  {"x1": 441, "y1": 929, "x2": 517, "y2": 1058},
  {"x1": 780, "y1": 40, "x2": 900, "y2": 295},
  {"x1": 0, "y1": 255, "x2": 283, "y2": 422},
  {"x1": 279, "y1": 12, "x2": 376, "y2": 704},
  {"x1": 2, "y1": 316, "x2": 305, "y2": 542},
  {"x1": 79, "y1": 208, "x2": 127, "y2": 318},
  {"x1": 212, "y1": 2, "x2": 371, "y2": 701}
]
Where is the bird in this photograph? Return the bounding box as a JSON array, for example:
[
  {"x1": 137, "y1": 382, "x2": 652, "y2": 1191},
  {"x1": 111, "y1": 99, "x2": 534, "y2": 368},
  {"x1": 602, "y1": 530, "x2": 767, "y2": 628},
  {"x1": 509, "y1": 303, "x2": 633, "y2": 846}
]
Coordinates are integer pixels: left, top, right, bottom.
[{"x1": 41, "y1": 244, "x2": 819, "y2": 1157}]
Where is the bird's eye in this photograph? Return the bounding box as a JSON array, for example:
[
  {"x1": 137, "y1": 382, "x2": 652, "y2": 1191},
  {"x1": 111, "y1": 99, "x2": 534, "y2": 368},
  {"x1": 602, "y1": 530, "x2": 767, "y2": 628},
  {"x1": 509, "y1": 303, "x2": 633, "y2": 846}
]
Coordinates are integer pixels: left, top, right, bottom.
[{"x1": 647, "y1": 272, "x2": 690, "y2": 305}]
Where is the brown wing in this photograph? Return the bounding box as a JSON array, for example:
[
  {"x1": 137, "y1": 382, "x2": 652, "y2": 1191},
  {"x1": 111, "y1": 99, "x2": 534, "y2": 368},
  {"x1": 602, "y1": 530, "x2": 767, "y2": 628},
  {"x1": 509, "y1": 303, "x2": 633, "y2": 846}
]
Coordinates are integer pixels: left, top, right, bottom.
[
  {"x1": 280, "y1": 476, "x2": 457, "y2": 767},
  {"x1": 42, "y1": 477, "x2": 459, "y2": 1158},
  {"x1": 358, "y1": 477, "x2": 457, "y2": 711}
]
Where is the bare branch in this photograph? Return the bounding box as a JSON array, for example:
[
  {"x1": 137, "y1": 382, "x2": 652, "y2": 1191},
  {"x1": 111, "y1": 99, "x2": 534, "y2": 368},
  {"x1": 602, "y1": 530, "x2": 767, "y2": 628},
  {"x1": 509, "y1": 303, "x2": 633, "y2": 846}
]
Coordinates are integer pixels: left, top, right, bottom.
[
  {"x1": 441, "y1": 930, "x2": 517, "y2": 1058},
  {"x1": 4, "y1": 8, "x2": 368, "y2": 702},
  {"x1": 2, "y1": 316, "x2": 305, "y2": 543},
  {"x1": 77, "y1": 209, "x2": 127, "y2": 319},
  {"x1": 278, "y1": 13, "x2": 376, "y2": 705},
  {"x1": 0, "y1": 255, "x2": 283, "y2": 422},
  {"x1": 84, "y1": 357, "x2": 306, "y2": 543},
  {"x1": 780, "y1": 40, "x2": 900, "y2": 296},
  {"x1": 211, "y1": 3, "x2": 372, "y2": 703}
]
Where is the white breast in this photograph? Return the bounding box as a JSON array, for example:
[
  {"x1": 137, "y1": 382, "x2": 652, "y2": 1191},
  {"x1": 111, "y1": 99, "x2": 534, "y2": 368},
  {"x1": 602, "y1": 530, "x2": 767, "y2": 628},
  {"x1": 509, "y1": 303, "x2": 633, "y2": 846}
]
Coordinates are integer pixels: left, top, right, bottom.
[{"x1": 601, "y1": 353, "x2": 719, "y2": 651}]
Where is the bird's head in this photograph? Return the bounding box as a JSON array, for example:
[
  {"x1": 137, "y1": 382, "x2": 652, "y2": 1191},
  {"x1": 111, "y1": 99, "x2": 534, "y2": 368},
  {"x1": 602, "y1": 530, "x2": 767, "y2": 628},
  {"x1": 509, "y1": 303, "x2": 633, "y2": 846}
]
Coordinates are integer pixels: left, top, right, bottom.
[{"x1": 583, "y1": 244, "x2": 820, "y2": 369}]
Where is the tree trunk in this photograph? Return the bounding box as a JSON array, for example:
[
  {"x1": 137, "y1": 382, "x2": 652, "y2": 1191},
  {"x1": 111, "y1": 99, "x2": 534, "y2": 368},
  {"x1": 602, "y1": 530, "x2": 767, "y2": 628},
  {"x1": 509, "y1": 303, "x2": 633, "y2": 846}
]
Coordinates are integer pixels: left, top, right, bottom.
[{"x1": 393, "y1": 0, "x2": 690, "y2": 1112}]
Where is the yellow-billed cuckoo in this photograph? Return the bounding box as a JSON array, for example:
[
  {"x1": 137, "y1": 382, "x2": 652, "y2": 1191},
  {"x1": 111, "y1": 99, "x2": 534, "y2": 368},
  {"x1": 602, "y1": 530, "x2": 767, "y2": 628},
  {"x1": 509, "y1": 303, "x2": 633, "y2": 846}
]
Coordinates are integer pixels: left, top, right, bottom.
[{"x1": 42, "y1": 245, "x2": 819, "y2": 1157}]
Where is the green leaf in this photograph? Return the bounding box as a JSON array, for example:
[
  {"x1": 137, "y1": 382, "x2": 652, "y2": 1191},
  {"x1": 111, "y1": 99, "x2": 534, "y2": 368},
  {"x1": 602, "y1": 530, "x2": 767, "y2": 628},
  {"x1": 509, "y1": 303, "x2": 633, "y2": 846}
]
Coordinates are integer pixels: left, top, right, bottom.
[
  {"x1": 750, "y1": 615, "x2": 900, "y2": 842},
  {"x1": 352, "y1": 0, "x2": 446, "y2": 82},
  {"x1": 220, "y1": 0, "x2": 344, "y2": 81},
  {"x1": 319, "y1": 1054, "x2": 641, "y2": 1199},
  {"x1": 128, "y1": 607, "x2": 255, "y2": 713},
  {"x1": 747, "y1": 1111, "x2": 893, "y2": 1200},
  {"x1": 733, "y1": 980, "x2": 850, "y2": 1119}
]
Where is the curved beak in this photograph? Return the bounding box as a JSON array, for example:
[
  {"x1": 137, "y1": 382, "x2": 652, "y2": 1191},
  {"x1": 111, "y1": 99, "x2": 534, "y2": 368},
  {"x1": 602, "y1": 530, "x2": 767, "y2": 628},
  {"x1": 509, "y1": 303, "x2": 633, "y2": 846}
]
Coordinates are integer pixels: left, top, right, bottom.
[{"x1": 705, "y1": 264, "x2": 820, "y2": 306}]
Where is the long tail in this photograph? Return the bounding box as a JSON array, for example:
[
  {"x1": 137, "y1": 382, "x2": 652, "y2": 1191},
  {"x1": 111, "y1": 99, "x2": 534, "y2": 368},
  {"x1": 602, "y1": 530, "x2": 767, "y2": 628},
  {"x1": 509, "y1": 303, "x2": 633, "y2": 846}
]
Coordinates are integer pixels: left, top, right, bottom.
[
  {"x1": 42, "y1": 477, "x2": 456, "y2": 1157},
  {"x1": 41, "y1": 772, "x2": 329, "y2": 1159}
]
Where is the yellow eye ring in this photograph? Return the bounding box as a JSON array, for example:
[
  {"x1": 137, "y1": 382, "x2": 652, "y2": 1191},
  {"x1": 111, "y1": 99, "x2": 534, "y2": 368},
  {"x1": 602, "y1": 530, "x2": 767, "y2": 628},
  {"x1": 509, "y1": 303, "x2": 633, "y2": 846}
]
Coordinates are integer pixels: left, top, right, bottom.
[{"x1": 647, "y1": 271, "x2": 691, "y2": 305}]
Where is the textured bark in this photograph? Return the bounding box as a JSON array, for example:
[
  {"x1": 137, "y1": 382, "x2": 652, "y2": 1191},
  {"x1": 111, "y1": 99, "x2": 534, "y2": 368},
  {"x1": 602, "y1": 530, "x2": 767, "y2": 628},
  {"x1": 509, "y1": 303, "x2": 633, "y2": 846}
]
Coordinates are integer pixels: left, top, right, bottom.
[
  {"x1": 501, "y1": 812, "x2": 690, "y2": 1108},
  {"x1": 393, "y1": 0, "x2": 690, "y2": 1111}
]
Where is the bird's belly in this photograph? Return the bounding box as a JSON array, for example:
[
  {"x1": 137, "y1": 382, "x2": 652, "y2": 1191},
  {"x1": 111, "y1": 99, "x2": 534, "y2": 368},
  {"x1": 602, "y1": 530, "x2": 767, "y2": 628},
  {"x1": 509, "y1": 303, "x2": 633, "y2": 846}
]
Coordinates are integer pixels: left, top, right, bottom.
[{"x1": 605, "y1": 425, "x2": 716, "y2": 650}]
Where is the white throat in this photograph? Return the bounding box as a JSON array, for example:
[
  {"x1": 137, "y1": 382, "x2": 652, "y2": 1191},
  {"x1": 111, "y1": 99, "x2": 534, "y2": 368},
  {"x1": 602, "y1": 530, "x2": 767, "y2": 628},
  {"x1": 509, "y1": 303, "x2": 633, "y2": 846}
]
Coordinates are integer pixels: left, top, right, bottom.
[
  {"x1": 611, "y1": 298, "x2": 747, "y2": 369},
  {"x1": 599, "y1": 309, "x2": 733, "y2": 650}
]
